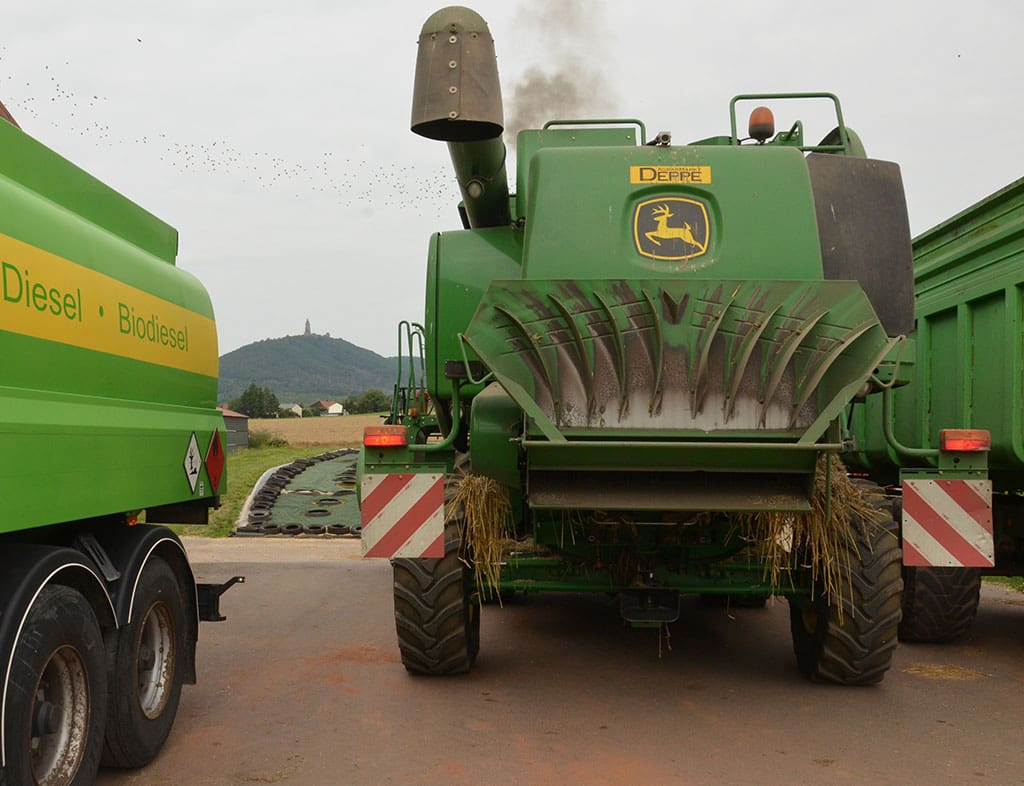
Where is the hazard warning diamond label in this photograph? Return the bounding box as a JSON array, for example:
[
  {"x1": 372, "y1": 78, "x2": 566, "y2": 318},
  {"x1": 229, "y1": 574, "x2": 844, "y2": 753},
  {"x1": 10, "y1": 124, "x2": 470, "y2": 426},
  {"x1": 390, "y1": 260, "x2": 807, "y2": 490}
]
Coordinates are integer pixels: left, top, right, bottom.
[
  {"x1": 205, "y1": 429, "x2": 225, "y2": 494},
  {"x1": 361, "y1": 473, "x2": 444, "y2": 558},
  {"x1": 183, "y1": 432, "x2": 202, "y2": 494},
  {"x1": 902, "y1": 478, "x2": 994, "y2": 567}
]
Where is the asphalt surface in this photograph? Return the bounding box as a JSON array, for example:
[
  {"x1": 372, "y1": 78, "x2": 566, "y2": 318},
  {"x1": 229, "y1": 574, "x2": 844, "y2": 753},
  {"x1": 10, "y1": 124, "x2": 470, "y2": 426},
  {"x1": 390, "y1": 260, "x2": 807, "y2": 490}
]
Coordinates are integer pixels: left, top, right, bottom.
[{"x1": 96, "y1": 538, "x2": 1024, "y2": 786}]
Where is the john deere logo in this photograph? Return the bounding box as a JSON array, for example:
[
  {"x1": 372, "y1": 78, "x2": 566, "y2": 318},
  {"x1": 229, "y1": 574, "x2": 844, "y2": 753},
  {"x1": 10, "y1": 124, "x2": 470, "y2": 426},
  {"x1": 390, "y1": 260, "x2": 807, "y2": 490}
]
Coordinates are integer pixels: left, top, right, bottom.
[{"x1": 634, "y1": 197, "x2": 709, "y2": 261}]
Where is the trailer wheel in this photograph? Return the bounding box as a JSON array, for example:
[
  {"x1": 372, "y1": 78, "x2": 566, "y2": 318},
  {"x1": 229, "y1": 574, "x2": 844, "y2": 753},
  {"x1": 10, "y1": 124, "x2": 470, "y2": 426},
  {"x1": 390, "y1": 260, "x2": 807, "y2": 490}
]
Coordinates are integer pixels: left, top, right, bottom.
[
  {"x1": 1, "y1": 585, "x2": 107, "y2": 786},
  {"x1": 391, "y1": 467, "x2": 479, "y2": 675},
  {"x1": 898, "y1": 566, "x2": 981, "y2": 643},
  {"x1": 788, "y1": 493, "x2": 903, "y2": 685},
  {"x1": 102, "y1": 556, "x2": 186, "y2": 768}
]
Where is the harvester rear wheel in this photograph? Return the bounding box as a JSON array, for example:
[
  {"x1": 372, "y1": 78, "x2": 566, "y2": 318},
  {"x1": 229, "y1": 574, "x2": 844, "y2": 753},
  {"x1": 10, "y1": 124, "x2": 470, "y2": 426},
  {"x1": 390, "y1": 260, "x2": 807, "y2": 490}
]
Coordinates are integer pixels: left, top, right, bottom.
[
  {"x1": 898, "y1": 566, "x2": 981, "y2": 643},
  {"x1": 391, "y1": 471, "x2": 479, "y2": 674},
  {"x1": 788, "y1": 491, "x2": 903, "y2": 685}
]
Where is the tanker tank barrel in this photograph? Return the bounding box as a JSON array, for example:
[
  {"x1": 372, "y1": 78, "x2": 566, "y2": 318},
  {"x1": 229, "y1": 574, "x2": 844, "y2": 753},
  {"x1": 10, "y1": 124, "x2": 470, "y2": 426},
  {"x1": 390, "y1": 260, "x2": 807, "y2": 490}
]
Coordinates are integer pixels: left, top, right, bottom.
[
  {"x1": 0, "y1": 98, "x2": 20, "y2": 128},
  {"x1": 411, "y1": 6, "x2": 511, "y2": 228}
]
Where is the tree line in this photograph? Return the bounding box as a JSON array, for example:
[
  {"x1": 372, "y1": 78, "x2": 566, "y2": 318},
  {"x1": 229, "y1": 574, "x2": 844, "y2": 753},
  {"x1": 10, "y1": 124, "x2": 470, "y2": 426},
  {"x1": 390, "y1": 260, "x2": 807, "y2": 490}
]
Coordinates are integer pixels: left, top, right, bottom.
[{"x1": 227, "y1": 384, "x2": 391, "y2": 418}]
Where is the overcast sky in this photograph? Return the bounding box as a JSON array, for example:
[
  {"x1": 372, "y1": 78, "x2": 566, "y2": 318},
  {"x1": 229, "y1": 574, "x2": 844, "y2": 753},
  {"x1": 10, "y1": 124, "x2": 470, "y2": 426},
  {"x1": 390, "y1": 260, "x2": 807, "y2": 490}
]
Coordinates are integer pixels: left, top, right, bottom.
[{"x1": 3, "y1": 1, "x2": 1021, "y2": 357}]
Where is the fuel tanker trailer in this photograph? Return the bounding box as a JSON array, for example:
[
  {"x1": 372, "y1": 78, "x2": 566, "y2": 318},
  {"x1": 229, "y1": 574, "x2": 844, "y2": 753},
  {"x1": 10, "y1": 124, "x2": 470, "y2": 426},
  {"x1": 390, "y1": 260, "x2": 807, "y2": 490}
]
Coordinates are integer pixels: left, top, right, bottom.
[
  {"x1": 359, "y1": 6, "x2": 912, "y2": 685},
  {"x1": 0, "y1": 103, "x2": 240, "y2": 784}
]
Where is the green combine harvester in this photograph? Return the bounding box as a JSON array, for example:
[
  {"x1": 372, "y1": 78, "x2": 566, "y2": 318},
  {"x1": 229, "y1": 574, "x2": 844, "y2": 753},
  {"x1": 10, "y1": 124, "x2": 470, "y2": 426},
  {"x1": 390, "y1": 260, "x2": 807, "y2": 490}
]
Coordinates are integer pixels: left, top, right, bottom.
[
  {"x1": 360, "y1": 6, "x2": 999, "y2": 686},
  {"x1": 0, "y1": 104, "x2": 239, "y2": 784}
]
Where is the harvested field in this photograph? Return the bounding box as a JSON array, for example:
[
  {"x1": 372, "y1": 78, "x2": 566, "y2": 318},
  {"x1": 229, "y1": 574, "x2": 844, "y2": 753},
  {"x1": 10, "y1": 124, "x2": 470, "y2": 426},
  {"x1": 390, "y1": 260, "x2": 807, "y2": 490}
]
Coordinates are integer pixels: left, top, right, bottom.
[{"x1": 248, "y1": 414, "x2": 384, "y2": 447}]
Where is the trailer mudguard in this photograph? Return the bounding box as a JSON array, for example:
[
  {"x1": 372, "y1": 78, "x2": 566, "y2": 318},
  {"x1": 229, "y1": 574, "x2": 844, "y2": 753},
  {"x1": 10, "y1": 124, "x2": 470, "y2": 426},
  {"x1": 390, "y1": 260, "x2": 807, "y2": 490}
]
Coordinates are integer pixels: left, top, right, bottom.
[
  {"x1": 0, "y1": 544, "x2": 115, "y2": 767},
  {"x1": 91, "y1": 524, "x2": 200, "y2": 684}
]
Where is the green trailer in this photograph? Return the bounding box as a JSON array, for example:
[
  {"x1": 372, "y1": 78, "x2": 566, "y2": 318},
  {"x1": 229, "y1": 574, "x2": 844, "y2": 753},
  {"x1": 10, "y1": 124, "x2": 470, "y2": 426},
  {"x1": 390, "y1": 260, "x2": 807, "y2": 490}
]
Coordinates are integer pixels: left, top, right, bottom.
[
  {"x1": 358, "y1": 6, "x2": 933, "y2": 685},
  {"x1": 849, "y1": 176, "x2": 1024, "y2": 641},
  {"x1": 0, "y1": 106, "x2": 240, "y2": 785}
]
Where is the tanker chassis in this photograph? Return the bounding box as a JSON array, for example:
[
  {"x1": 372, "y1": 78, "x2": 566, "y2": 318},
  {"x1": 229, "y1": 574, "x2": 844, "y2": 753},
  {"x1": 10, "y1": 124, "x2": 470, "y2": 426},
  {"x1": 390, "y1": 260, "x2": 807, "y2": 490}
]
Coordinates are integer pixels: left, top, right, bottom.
[
  {"x1": 356, "y1": 6, "x2": 987, "y2": 685},
  {"x1": 0, "y1": 106, "x2": 240, "y2": 784}
]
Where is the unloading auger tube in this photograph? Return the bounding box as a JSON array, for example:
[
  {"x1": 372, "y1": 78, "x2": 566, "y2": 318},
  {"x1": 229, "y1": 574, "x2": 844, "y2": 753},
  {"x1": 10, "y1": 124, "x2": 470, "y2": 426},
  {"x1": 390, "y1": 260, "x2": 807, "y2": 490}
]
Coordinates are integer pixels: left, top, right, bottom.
[
  {"x1": 359, "y1": 5, "x2": 909, "y2": 686},
  {"x1": 411, "y1": 5, "x2": 510, "y2": 228}
]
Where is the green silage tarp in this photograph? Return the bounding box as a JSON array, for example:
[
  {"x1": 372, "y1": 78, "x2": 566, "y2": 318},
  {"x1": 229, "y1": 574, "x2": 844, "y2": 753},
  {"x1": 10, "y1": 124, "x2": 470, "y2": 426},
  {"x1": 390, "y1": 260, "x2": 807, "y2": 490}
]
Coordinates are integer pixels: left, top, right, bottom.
[{"x1": 238, "y1": 452, "x2": 361, "y2": 536}]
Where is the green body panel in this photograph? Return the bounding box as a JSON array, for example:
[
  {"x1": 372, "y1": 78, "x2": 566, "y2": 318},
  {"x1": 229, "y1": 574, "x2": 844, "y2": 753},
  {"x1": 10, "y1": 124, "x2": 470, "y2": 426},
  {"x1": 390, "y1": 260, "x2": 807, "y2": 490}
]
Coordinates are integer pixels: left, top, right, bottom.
[
  {"x1": 424, "y1": 226, "x2": 522, "y2": 402},
  {"x1": 468, "y1": 383, "x2": 522, "y2": 489},
  {"x1": 0, "y1": 121, "x2": 223, "y2": 536},
  {"x1": 515, "y1": 125, "x2": 641, "y2": 220},
  {"x1": 521, "y1": 145, "x2": 822, "y2": 280},
  {"x1": 850, "y1": 176, "x2": 1024, "y2": 489}
]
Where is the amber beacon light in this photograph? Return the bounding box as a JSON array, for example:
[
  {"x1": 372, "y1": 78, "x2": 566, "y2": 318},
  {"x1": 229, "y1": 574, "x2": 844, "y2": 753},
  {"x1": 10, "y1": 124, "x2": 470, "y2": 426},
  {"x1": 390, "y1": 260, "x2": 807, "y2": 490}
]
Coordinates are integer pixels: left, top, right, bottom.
[{"x1": 748, "y1": 106, "x2": 775, "y2": 142}]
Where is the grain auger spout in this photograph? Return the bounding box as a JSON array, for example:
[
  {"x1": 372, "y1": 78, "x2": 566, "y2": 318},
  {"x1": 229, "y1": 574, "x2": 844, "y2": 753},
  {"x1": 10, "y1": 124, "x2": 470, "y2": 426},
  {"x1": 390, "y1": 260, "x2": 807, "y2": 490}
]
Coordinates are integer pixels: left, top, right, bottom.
[{"x1": 411, "y1": 5, "x2": 510, "y2": 228}]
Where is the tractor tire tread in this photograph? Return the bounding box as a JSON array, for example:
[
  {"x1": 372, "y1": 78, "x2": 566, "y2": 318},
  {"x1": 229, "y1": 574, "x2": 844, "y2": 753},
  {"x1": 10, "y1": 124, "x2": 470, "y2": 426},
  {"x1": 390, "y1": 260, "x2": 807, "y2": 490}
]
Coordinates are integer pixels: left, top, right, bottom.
[
  {"x1": 392, "y1": 515, "x2": 478, "y2": 675},
  {"x1": 790, "y1": 484, "x2": 903, "y2": 685},
  {"x1": 898, "y1": 566, "x2": 981, "y2": 643}
]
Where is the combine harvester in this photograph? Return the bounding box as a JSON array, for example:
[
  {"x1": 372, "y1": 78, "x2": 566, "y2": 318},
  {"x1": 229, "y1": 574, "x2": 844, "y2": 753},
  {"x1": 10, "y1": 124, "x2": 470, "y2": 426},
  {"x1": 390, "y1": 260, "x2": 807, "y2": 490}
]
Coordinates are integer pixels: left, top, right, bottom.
[
  {"x1": 0, "y1": 102, "x2": 240, "y2": 784},
  {"x1": 359, "y1": 6, "x2": 1003, "y2": 685}
]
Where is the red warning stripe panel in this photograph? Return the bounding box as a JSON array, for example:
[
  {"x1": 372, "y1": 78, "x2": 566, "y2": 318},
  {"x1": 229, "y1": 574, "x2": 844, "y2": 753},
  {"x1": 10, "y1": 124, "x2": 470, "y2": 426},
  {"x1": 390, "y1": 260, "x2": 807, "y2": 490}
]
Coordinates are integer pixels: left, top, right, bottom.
[
  {"x1": 361, "y1": 473, "x2": 444, "y2": 559},
  {"x1": 902, "y1": 479, "x2": 994, "y2": 568},
  {"x1": 360, "y1": 473, "x2": 415, "y2": 523}
]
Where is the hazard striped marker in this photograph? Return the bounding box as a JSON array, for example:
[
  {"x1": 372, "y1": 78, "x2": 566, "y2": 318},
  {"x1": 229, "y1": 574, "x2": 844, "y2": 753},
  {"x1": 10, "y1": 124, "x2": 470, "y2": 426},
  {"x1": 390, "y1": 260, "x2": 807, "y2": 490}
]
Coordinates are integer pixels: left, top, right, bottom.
[
  {"x1": 902, "y1": 478, "x2": 994, "y2": 567},
  {"x1": 361, "y1": 473, "x2": 445, "y2": 558}
]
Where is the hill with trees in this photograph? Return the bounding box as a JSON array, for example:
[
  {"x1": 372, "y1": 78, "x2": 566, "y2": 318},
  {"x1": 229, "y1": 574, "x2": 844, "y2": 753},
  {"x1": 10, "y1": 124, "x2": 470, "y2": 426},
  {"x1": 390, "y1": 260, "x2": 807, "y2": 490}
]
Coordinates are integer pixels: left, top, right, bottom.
[{"x1": 218, "y1": 333, "x2": 414, "y2": 405}]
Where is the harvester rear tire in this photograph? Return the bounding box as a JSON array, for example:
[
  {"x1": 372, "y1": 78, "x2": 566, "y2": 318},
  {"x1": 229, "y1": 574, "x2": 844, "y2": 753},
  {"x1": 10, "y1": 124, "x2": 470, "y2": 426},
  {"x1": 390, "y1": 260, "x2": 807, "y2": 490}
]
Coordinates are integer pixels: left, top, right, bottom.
[
  {"x1": 898, "y1": 566, "x2": 981, "y2": 643},
  {"x1": 392, "y1": 517, "x2": 479, "y2": 675},
  {"x1": 788, "y1": 492, "x2": 903, "y2": 685}
]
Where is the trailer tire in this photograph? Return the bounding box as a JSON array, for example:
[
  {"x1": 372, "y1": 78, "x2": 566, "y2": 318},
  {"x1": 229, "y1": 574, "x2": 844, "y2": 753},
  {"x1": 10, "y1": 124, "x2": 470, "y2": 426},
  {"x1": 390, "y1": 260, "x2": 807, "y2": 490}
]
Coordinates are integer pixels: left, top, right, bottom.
[
  {"x1": 1, "y1": 585, "x2": 107, "y2": 786},
  {"x1": 391, "y1": 464, "x2": 479, "y2": 675},
  {"x1": 101, "y1": 556, "x2": 186, "y2": 768},
  {"x1": 788, "y1": 493, "x2": 903, "y2": 685},
  {"x1": 898, "y1": 566, "x2": 981, "y2": 643}
]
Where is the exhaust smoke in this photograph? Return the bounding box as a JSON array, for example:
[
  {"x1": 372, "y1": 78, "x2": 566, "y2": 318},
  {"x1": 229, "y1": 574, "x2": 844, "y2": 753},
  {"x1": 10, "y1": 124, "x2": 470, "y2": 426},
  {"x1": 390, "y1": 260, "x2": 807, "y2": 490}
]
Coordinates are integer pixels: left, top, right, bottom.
[{"x1": 504, "y1": 0, "x2": 619, "y2": 144}]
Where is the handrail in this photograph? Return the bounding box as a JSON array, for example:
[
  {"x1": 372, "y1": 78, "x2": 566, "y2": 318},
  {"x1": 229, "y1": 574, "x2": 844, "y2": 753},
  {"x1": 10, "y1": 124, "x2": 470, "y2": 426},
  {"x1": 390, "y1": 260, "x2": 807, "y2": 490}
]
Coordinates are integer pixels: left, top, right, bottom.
[
  {"x1": 868, "y1": 341, "x2": 940, "y2": 459},
  {"x1": 410, "y1": 378, "x2": 461, "y2": 453},
  {"x1": 542, "y1": 118, "x2": 647, "y2": 145},
  {"x1": 392, "y1": 321, "x2": 429, "y2": 423},
  {"x1": 729, "y1": 92, "x2": 849, "y2": 153}
]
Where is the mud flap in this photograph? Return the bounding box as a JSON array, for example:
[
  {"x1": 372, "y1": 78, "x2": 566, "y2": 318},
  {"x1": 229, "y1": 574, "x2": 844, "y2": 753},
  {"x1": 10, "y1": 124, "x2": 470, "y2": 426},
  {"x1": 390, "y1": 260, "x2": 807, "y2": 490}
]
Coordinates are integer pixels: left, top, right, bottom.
[
  {"x1": 361, "y1": 472, "x2": 445, "y2": 558},
  {"x1": 901, "y1": 475, "x2": 994, "y2": 567}
]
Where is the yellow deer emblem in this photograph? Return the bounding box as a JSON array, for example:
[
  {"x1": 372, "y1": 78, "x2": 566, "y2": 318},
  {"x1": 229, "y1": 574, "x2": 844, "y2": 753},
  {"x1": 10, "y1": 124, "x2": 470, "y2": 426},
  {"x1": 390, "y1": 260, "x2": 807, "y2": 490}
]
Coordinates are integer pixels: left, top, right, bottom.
[{"x1": 645, "y1": 203, "x2": 700, "y2": 248}]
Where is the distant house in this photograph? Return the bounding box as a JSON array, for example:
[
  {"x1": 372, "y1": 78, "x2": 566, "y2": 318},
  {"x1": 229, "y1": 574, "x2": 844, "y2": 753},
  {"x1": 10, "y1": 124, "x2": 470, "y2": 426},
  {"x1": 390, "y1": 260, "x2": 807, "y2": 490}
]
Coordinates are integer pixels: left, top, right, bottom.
[
  {"x1": 279, "y1": 402, "x2": 303, "y2": 417},
  {"x1": 217, "y1": 407, "x2": 249, "y2": 452},
  {"x1": 316, "y1": 399, "x2": 346, "y2": 416}
]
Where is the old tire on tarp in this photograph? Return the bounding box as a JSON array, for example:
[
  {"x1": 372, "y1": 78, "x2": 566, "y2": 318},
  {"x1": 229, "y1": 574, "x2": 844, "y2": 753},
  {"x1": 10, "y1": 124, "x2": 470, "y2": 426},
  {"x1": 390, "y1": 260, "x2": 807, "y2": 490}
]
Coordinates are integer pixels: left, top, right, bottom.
[
  {"x1": 391, "y1": 467, "x2": 479, "y2": 675},
  {"x1": 788, "y1": 490, "x2": 903, "y2": 685},
  {"x1": 898, "y1": 566, "x2": 981, "y2": 643}
]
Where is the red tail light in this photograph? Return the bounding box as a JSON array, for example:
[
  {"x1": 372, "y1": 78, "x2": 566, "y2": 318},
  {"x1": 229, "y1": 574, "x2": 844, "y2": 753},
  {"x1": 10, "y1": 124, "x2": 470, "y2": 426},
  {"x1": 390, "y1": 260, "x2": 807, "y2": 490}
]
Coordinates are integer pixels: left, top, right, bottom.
[
  {"x1": 940, "y1": 429, "x2": 990, "y2": 452},
  {"x1": 363, "y1": 425, "x2": 408, "y2": 448}
]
